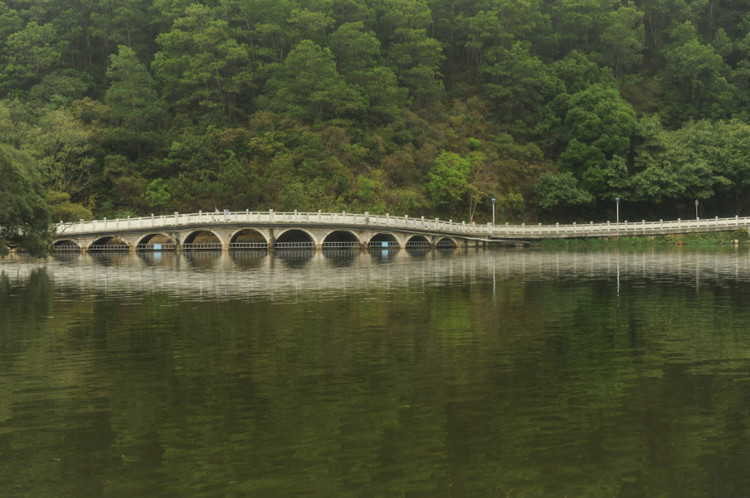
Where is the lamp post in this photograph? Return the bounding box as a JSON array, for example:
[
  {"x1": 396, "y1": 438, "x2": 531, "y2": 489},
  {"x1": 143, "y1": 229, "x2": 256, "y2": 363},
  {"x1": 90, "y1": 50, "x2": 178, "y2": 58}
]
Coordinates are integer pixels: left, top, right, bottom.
[
  {"x1": 615, "y1": 197, "x2": 620, "y2": 224},
  {"x1": 491, "y1": 197, "x2": 496, "y2": 226},
  {"x1": 695, "y1": 199, "x2": 699, "y2": 220}
]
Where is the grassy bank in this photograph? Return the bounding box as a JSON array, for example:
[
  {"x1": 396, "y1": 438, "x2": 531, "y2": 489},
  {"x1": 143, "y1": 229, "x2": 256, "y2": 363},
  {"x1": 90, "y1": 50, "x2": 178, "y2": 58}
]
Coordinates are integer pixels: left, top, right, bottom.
[{"x1": 531, "y1": 230, "x2": 750, "y2": 249}]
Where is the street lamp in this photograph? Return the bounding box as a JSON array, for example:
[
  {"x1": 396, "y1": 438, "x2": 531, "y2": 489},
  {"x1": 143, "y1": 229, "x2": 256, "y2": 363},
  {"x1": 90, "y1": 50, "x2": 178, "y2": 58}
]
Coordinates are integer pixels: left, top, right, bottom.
[
  {"x1": 695, "y1": 199, "x2": 699, "y2": 220},
  {"x1": 491, "y1": 197, "x2": 496, "y2": 226},
  {"x1": 615, "y1": 197, "x2": 620, "y2": 224}
]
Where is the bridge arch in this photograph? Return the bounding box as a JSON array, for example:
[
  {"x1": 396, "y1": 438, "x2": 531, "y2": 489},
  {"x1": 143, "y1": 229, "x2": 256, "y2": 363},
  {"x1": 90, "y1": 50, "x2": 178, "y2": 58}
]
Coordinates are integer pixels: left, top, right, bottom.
[
  {"x1": 229, "y1": 228, "x2": 269, "y2": 249},
  {"x1": 322, "y1": 230, "x2": 361, "y2": 248},
  {"x1": 275, "y1": 229, "x2": 316, "y2": 249},
  {"x1": 183, "y1": 230, "x2": 223, "y2": 250},
  {"x1": 135, "y1": 233, "x2": 177, "y2": 250},
  {"x1": 52, "y1": 239, "x2": 82, "y2": 251},
  {"x1": 405, "y1": 235, "x2": 431, "y2": 248},
  {"x1": 436, "y1": 237, "x2": 458, "y2": 249},
  {"x1": 368, "y1": 232, "x2": 400, "y2": 248},
  {"x1": 89, "y1": 236, "x2": 130, "y2": 251}
]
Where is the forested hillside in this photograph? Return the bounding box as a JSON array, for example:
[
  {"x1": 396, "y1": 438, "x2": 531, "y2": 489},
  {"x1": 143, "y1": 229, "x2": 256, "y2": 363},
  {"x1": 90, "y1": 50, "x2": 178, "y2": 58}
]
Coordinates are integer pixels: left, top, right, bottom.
[{"x1": 3, "y1": 0, "x2": 750, "y2": 227}]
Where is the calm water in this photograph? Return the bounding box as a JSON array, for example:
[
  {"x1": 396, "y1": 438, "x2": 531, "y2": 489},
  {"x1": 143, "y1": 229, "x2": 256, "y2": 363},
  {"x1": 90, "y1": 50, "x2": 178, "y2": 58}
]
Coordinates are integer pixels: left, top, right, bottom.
[{"x1": 2, "y1": 248, "x2": 750, "y2": 497}]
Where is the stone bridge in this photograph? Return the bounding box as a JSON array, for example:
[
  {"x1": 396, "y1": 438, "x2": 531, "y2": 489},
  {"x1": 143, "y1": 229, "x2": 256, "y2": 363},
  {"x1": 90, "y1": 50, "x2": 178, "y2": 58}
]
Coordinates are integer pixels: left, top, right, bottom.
[{"x1": 51, "y1": 210, "x2": 750, "y2": 252}]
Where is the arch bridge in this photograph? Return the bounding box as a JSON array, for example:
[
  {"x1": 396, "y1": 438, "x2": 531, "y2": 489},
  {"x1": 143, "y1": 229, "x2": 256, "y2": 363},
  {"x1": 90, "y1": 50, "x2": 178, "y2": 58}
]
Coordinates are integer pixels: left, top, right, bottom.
[
  {"x1": 51, "y1": 209, "x2": 750, "y2": 252},
  {"x1": 52, "y1": 210, "x2": 489, "y2": 252}
]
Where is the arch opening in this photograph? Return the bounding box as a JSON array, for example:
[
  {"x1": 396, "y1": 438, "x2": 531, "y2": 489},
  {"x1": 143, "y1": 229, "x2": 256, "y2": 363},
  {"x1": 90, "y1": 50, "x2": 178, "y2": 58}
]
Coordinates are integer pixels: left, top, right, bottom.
[
  {"x1": 137, "y1": 233, "x2": 177, "y2": 251},
  {"x1": 230, "y1": 229, "x2": 268, "y2": 250},
  {"x1": 436, "y1": 237, "x2": 457, "y2": 249},
  {"x1": 405, "y1": 235, "x2": 431, "y2": 248},
  {"x1": 89, "y1": 236, "x2": 129, "y2": 252},
  {"x1": 184, "y1": 231, "x2": 222, "y2": 250},
  {"x1": 368, "y1": 233, "x2": 400, "y2": 248},
  {"x1": 323, "y1": 230, "x2": 360, "y2": 248},
  {"x1": 275, "y1": 229, "x2": 314, "y2": 249},
  {"x1": 52, "y1": 240, "x2": 81, "y2": 252}
]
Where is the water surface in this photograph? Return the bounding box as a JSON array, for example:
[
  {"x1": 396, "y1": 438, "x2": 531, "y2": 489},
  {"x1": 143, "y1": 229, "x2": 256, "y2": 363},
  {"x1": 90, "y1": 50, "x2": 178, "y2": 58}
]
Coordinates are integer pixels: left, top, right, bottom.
[{"x1": 2, "y1": 248, "x2": 750, "y2": 497}]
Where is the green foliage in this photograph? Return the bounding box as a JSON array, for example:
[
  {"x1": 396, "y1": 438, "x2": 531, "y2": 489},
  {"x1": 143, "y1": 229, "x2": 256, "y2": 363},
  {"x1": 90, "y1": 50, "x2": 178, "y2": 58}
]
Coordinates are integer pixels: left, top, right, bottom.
[
  {"x1": 152, "y1": 3, "x2": 253, "y2": 125},
  {"x1": 426, "y1": 151, "x2": 471, "y2": 210},
  {"x1": 3, "y1": 0, "x2": 750, "y2": 222},
  {"x1": 105, "y1": 46, "x2": 166, "y2": 159},
  {"x1": 260, "y1": 40, "x2": 367, "y2": 124},
  {"x1": 45, "y1": 190, "x2": 93, "y2": 222},
  {"x1": 534, "y1": 171, "x2": 595, "y2": 211},
  {"x1": 144, "y1": 178, "x2": 172, "y2": 212},
  {"x1": 558, "y1": 84, "x2": 639, "y2": 199},
  {"x1": 0, "y1": 144, "x2": 52, "y2": 256}
]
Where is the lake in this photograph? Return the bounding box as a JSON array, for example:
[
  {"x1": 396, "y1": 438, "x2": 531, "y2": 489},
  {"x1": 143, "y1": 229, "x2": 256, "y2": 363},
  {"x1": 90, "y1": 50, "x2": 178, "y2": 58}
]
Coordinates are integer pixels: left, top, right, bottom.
[{"x1": 2, "y1": 248, "x2": 750, "y2": 497}]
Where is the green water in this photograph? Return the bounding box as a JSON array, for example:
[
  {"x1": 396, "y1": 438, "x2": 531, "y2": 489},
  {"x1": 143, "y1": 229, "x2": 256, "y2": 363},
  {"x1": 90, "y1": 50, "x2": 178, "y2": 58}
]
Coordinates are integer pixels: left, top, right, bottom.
[{"x1": 2, "y1": 249, "x2": 750, "y2": 497}]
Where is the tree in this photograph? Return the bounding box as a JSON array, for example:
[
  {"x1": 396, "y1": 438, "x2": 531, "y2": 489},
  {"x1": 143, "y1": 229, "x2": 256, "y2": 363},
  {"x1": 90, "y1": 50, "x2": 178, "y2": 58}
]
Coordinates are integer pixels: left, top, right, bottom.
[
  {"x1": 378, "y1": 0, "x2": 445, "y2": 110},
  {"x1": 329, "y1": 22, "x2": 408, "y2": 123},
  {"x1": 534, "y1": 171, "x2": 595, "y2": 212},
  {"x1": 0, "y1": 22, "x2": 66, "y2": 96},
  {"x1": 558, "y1": 84, "x2": 639, "y2": 198},
  {"x1": 89, "y1": 0, "x2": 152, "y2": 57},
  {"x1": 152, "y1": 3, "x2": 253, "y2": 125},
  {"x1": 597, "y1": 6, "x2": 644, "y2": 77},
  {"x1": 630, "y1": 118, "x2": 737, "y2": 213},
  {"x1": 105, "y1": 45, "x2": 166, "y2": 159},
  {"x1": 481, "y1": 42, "x2": 561, "y2": 137},
  {"x1": 30, "y1": 109, "x2": 94, "y2": 198},
  {"x1": 0, "y1": 144, "x2": 52, "y2": 256},
  {"x1": 260, "y1": 40, "x2": 367, "y2": 124},
  {"x1": 662, "y1": 22, "x2": 737, "y2": 123},
  {"x1": 426, "y1": 150, "x2": 490, "y2": 220}
]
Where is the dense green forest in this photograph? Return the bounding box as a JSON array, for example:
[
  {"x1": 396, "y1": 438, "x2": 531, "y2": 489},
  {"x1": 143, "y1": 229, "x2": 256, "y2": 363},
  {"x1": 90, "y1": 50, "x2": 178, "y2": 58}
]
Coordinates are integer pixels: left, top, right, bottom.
[{"x1": 3, "y1": 0, "x2": 750, "y2": 245}]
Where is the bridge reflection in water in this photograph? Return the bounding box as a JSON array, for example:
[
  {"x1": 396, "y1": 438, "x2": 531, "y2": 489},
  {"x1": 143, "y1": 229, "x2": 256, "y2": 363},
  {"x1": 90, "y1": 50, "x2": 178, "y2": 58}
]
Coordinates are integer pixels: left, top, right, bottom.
[{"x1": 5, "y1": 246, "x2": 742, "y2": 302}]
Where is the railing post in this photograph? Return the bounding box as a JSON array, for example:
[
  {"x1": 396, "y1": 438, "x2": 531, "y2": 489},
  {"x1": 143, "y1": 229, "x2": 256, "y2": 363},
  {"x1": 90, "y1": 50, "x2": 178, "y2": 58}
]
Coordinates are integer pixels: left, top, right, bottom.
[
  {"x1": 538, "y1": 223, "x2": 542, "y2": 236},
  {"x1": 103, "y1": 217, "x2": 107, "y2": 228},
  {"x1": 175, "y1": 211, "x2": 179, "y2": 224},
  {"x1": 151, "y1": 213, "x2": 155, "y2": 227},
  {"x1": 435, "y1": 217, "x2": 439, "y2": 229},
  {"x1": 318, "y1": 210, "x2": 322, "y2": 223},
  {"x1": 365, "y1": 212, "x2": 370, "y2": 224},
  {"x1": 198, "y1": 210, "x2": 202, "y2": 223},
  {"x1": 573, "y1": 222, "x2": 576, "y2": 235},
  {"x1": 555, "y1": 222, "x2": 559, "y2": 236},
  {"x1": 678, "y1": 218, "x2": 681, "y2": 229},
  {"x1": 421, "y1": 216, "x2": 425, "y2": 227}
]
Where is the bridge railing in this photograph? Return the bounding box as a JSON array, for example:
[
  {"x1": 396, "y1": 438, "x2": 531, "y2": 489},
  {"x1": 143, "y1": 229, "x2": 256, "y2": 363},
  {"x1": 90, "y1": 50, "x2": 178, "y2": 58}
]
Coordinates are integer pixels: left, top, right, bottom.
[{"x1": 54, "y1": 210, "x2": 750, "y2": 240}]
